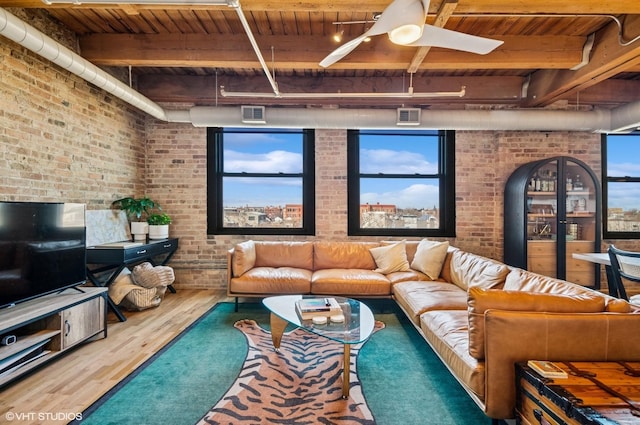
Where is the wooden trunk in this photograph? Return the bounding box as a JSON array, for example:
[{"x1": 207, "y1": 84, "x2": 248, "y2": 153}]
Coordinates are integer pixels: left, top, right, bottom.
[{"x1": 516, "y1": 361, "x2": 640, "y2": 425}]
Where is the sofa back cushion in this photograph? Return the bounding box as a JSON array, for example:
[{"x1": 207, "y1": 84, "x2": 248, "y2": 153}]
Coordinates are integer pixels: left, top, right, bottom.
[
  {"x1": 253, "y1": 241, "x2": 314, "y2": 270},
  {"x1": 232, "y1": 240, "x2": 256, "y2": 277},
  {"x1": 448, "y1": 250, "x2": 510, "y2": 291},
  {"x1": 313, "y1": 241, "x2": 379, "y2": 270},
  {"x1": 467, "y1": 287, "x2": 607, "y2": 359},
  {"x1": 504, "y1": 268, "x2": 631, "y2": 312}
]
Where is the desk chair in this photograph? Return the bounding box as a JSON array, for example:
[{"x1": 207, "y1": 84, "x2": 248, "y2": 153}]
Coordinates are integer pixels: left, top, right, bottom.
[{"x1": 607, "y1": 245, "x2": 640, "y2": 304}]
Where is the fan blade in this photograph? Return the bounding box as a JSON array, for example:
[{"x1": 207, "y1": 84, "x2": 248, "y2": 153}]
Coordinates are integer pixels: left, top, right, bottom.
[
  {"x1": 406, "y1": 24, "x2": 503, "y2": 54},
  {"x1": 319, "y1": 0, "x2": 426, "y2": 68},
  {"x1": 319, "y1": 34, "x2": 370, "y2": 68}
]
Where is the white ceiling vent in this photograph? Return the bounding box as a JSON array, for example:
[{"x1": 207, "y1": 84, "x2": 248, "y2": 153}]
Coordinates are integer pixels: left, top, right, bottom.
[
  {"x1": 241, "y1": 105, "x2": 266, "y2": 124},
  {"x1": 397, "y1": 108, "x2": 421, "y2": 125}
]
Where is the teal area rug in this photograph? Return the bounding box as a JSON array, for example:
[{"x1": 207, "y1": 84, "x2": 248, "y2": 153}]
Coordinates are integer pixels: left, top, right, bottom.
[{"x1": 75, "y1": 300, "x2": 490, "y2": 425}]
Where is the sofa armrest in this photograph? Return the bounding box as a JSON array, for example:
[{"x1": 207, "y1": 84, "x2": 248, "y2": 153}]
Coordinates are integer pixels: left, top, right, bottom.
[{"x1": 483, "y1": 310, "x2": 640, "y2": 419}]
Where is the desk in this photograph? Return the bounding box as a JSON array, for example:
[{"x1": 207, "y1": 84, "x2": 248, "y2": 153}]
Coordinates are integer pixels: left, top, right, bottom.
[
  {"x1": 86, "y1": 238, "x2": 179, "y2": 322},
  {"x1": 571, "y1": 252, "x2": 620, "y2": 297}
]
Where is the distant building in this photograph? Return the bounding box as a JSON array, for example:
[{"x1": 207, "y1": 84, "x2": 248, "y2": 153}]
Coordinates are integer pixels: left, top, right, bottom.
[
  {"x1": 284, "y1": 204, "x2": 303, "y2": 223},
  {"x1": 360, "y1": 203, "x2": 397, "y2": 215}
]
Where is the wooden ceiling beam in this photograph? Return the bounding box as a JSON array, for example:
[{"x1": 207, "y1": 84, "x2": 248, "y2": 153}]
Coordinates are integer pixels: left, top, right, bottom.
[
  {"x1": 523, "y1": 15, "x2": 640, "y2": 106},
  {"x1": 136, "y1": 74, "x2": 523, "y2": 106},
  {"x1": 407, "y1": 0, "x2": 459, "y2": 73},
  {"x1": 80, "y1": 33, "x2": 585, "y2": 70}
]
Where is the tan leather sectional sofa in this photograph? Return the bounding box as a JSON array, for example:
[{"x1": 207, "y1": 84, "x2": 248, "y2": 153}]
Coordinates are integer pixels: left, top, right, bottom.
[{"x1": 227, "y1": 239, "x2": 640, "y2": 420}]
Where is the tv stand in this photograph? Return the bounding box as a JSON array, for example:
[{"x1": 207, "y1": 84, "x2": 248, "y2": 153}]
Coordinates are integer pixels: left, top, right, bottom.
[{"x1": 0, "y1": 287, "x2": 107, "y2": 388}]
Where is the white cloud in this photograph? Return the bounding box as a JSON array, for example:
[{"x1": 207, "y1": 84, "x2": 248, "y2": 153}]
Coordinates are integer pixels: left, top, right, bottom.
[
  {"x1": 608, "y1": 162, "x2": 640, "y2": 177},
  {"x1": 224, "y1": 149, "x2": 302, "y2": 173},
  {"x1": 361, "y1": 149, "x2": 437, "y2": 174},
  {"x1": 361, "y1": 183, "x2": 439, "y2": 209},
  {"x1": 608, "y1": 182, "x2": 640, "y2": 210}
]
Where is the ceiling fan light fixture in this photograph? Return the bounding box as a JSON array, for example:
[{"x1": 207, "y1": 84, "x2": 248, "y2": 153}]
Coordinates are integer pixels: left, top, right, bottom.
[{"x1": 388, "y1": 24, "x2": 423, "y2": 45}]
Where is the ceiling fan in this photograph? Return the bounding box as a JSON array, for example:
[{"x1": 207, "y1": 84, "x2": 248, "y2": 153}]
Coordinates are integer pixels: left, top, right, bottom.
[{"x1": 319, "y1": 0, "x2": 503, "y2": 68}]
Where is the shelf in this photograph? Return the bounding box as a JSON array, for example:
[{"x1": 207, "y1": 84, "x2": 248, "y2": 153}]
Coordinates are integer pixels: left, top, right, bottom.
[
  {"x1": 0, "y1": 330, "x2": 60, "y2": 363},
  {"x1": 0, "y1": 287, "x2": 107, "y2": 388},
  {"x1": 527, "y1": 191, "x2": 556, "y2": 196}
]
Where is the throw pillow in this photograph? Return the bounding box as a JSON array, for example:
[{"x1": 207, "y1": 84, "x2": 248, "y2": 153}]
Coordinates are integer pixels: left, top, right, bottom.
[
  {"x1": 410, "y1": 239, "x2": 449, "y2": 280},
  {"x1": 369, "y1": 241, "x2": 411, "y2": 274}
]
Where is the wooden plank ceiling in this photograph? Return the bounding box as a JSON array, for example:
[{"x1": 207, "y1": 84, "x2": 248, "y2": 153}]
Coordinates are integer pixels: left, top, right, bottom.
[{"x1": 3, "y1": 0, "x2": 640, "y2": 109}]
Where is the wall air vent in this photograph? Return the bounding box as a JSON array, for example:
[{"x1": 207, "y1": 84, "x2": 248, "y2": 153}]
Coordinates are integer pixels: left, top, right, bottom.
[
  {"x1": 241, "y1": 105, "x2": 266, "y2": 124},
  {"x1": 396, "y1": 108, "x2": 421, "y2": 126}
]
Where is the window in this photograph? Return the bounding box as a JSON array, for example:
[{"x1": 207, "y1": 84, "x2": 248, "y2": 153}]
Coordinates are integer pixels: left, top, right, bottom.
[
  {"x1": 347, "y1": 129, "x2": 455, "y2": 237},
  {"x1": 207, "y1": 127, "x2": 315, "y2": 235},
  {"x1": 602, "y1": 132, "x2": 640, "y2": 239}
]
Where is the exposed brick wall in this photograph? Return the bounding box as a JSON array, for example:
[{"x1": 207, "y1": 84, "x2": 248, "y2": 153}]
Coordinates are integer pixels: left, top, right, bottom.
[
  {"x1": 1, "y1": 9, "x2": 147, "y2": 208},
  {"x1": 2, "y1": 9, "x2": 639, "y2": 293}
]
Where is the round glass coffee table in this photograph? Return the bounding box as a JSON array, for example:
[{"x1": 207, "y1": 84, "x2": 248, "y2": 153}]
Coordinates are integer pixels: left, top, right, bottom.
[{"x1": 262, "y1": 295, "x2": 375, "y2": 398}]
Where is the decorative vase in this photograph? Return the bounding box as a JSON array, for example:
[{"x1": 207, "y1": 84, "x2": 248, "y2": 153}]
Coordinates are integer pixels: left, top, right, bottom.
[
  {"x1": 130, "y1": 221, "x2": 149, "y2": 241},
  {"x1": 148, "y1": 224, "x2": 169, "y2": 240}
]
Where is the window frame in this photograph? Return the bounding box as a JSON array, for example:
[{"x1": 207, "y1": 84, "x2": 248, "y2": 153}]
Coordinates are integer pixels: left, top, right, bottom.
[
  {"x1": 602, "y1": 132, "x2": 640, "y2": 239},
  {"x1": 206, "y1": 127, "x2": 316, "y2": 235},
  {"x1": 347, "y1": 129, "x2": 456, "y2": 237}
]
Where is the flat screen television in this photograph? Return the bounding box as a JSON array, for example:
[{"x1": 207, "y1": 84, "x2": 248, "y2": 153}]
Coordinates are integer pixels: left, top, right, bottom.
[{"x1": 0, "y1": 202, "x2": 86, "y2": 309}]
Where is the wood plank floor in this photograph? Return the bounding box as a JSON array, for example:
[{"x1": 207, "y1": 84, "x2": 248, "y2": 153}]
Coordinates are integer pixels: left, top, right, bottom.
[{"x1": 0, "y1": 289, "x2": 230, "y2": 425}]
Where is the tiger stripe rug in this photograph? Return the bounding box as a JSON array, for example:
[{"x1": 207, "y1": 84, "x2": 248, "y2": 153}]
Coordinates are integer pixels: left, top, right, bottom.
[{"x1": 196, "y1": 319, "x2": 385, "y2": 425}]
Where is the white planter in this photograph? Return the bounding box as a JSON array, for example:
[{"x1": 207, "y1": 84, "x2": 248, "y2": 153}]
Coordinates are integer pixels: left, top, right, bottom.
[
  {"x1": 148, "y1": 224, "x2": 169, "y2": 240},
  {"x1": 130, "y1": 221, "x2": 149, "y2": 241}
]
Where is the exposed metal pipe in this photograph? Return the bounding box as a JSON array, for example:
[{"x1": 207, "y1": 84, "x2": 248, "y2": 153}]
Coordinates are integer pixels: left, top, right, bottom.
[
  {"x1": 188, "y1": 105, "x2": 612, "y2": 131},
  {"x1": 219, "y1": 85, "x2": 466, "y2": 99},
  {"x1": 228, "y1": 0, "x2": 280, "y2": 97},
  {"x1": 0, "y1": 7, "x2": 167, "y2": 121}
]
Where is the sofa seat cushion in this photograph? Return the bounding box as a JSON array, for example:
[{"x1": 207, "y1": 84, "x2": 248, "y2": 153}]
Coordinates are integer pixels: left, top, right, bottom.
[
  {"x1": 311, "y1": 269, "x2": 390, "y2": 295},
  {"x1": 467, "y1": 287, "x2": 607, "y2": 360},
  {"x1": 393, "y1": 281, "x2": 468, "y2": 325},
  {"x1": 229, "y1": 267, "x2": 312, "y2": 294},
  {"x1": 420, "y1": 310, "x2": 485, "y2": 401},
  {"x1": 448, "y1": 250, "x2": 510, "y2": 291}
]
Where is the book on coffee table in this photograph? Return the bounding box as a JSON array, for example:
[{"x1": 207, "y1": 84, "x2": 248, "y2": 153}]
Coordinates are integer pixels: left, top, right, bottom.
[{"x1": 295, "y1": 297, "x2": 342, "y2": 320}]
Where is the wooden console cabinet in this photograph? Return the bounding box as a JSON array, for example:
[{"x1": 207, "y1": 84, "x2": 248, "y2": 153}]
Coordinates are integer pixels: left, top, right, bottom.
[{"x1": 0, "y1": 287, "x2": 107, "y2": 388}]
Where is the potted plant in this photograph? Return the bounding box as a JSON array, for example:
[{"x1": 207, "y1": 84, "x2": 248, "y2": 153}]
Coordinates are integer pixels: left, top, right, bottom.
[
  {"x1": 147, "y1": 213, "x2": 172, "y2": 239},
  {"x1": 111, "y1": 197, "x2": 159, "y2": 241}
]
